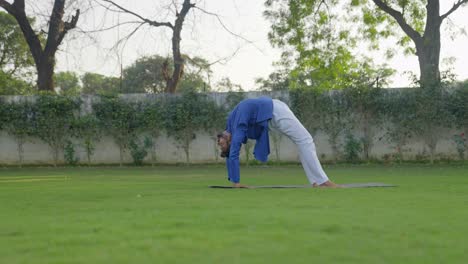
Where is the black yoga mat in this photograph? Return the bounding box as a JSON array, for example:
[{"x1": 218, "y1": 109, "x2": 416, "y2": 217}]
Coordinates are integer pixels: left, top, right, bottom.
[{"x1": 209, "y1": 183, "x2": 397, "y2": 189}]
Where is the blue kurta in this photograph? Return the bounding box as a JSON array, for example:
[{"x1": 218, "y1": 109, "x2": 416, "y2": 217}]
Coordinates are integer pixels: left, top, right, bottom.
[{"x1": 225, "y1": 97, "x2": 273, "y2": 183}]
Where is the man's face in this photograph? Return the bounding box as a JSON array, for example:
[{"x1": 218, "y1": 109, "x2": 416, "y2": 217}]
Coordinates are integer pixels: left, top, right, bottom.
[{"x1": 217, "y1": 132, "x2": 231, "y2": 157}]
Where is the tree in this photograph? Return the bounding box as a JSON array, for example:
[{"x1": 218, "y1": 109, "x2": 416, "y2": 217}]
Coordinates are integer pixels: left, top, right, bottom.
[
  {"x1": 264, "y1": 0, "x2": 374, "y2": 90},
  {"x1": 362, "y1": 0, "x2": 468, "y2": 89},
  {"x1": 0, "y1": 70, "x2": 34, "y2": 95},
  {"x1": 55, "y1": 71, "x2": 80, "y2": 95},
  {"x1": 81, "y1": 72, "x2": 119, "y2": 95},
  {"x1": 265, "y1": 0, "x2": 468, "y2": 90},
  {"x1": 255, "y1": 69, "x2": 290, "y2": 92},
  {"x1": 101, "y1": 0, "x2": 195, "y2": 93},
  {"x1": 122, "y1": 55, "x2": 212, "y2": 94},
  {"x1": 0, "y1": 0, "x2": 80, "y2": 91},
  {"x1": 179, "y1": 56, "x2": 212, "y2": 92},
  {"x1": 0, "y1": 11, "x2": 34, "y2": 95},
  {"x1": 0, "y1": 11, "x2": 34, "y2": 78},
  {"x1": 217, "y1": 77, "x2": 243, "y2": 93},
  {"x1": 122, "y1": 55, "x2": 167, "y2": 94}
]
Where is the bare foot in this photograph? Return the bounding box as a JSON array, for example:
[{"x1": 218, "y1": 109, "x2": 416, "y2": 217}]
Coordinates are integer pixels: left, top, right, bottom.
[{"x1": 318, "y1": 181, "x2": 342, "y2": 188}]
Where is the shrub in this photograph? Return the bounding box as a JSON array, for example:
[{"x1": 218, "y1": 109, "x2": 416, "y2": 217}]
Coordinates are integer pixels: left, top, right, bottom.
[{"x1": 31, "y1": 95, "x2": 81, "y2": 166}]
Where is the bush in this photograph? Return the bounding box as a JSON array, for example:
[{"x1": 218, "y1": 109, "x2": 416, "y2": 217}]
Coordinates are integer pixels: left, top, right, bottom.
[
  {"x1": 140, "y1": 100, "x2": 165, "y2": 166},
  {"x1": 344, "y1": 132, "x2": 362, "y2": 163},
  {"x1": 32, "y1": 95, "x2": 81, "y2": 166},
  {"x1": 129, "y1": 136, "x2": 152, "y2": 166},
  {"x1": 93, "y1": 96, "x2": 142, "y2": 166},
  {"x1": 71, "y1": 114, "x2": 101, "y2": 165},
  {"x1": 164, "y1": 91, "x2": 213, "y2": 164},
  {"x1": 1, "y1": 86, "x2": 467, "y2": 165},
  {"x1": 64, "y1": 140, "x2": 79, "y2": 166},
  {"x1": 2, "y1": 100, "x2": 35, "y2": 166}
]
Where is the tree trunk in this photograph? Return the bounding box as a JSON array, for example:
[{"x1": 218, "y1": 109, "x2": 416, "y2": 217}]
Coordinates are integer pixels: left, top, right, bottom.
[
  {"x1": 99, "y1": 0, "x2": 193, "y2": 94},
  {"x1": 164, "y1": 0, "x2": 194, "y2": 93},
  {"x1": 371, "y1": 0, "x2": 461, "y2": 90},
  {"x1": 418, "y1": 0, "x2": 441, "y2": 87},
  {"x1": 37, "y1": 57, "x2": 56, "y2": 91},
  {"x1": 416, "y1": 2, "x2": 441, "y2": 89},
  {"x1": 0, "y1": 0, "x2": 79, "y2": 92}
]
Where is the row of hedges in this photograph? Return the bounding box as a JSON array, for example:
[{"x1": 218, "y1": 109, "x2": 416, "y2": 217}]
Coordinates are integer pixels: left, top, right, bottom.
[
  {"x1": 0, "y1": 86, "x2": 467, "y2": 166},
  {"x1": 290, "y1": 85, "x2": 467, "y2": 163},
  {"x1": 0, "y1": 92, "x2": 246, "y2": 166}
]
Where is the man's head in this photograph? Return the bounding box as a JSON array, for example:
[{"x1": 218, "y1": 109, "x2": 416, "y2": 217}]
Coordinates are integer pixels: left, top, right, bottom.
[{"x1": 217, "y1": 131, "x2": 231, "y2": 158}]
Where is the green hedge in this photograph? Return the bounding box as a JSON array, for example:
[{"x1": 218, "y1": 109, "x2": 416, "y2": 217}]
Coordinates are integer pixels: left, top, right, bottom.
[
  {"x1": 0, "y1": 86, "x2": 466, "y2": 165},
  {"x1": 290, "y1": 85, "x2": 467, "y2": 163}
]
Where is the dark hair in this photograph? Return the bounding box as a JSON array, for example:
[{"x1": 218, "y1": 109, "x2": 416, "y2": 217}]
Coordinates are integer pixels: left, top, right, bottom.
[{"x1": 217, "y1": 132, "x2": 230, "y2": 158}]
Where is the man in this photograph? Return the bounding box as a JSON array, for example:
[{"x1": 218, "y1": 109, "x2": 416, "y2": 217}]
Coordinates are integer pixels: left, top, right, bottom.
[{"x1": 217, "y1": 96, "x2": 339, "y2": 188}]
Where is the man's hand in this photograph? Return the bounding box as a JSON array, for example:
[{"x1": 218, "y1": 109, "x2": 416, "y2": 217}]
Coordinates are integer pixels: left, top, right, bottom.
[{"x1": 233, "y1": 183, "x2": 250, "y2": 188}]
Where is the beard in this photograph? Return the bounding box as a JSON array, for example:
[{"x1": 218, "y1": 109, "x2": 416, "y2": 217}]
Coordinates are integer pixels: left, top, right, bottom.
[{"x1": 220, "y1": 145, "x2": 230, "y2": 158}]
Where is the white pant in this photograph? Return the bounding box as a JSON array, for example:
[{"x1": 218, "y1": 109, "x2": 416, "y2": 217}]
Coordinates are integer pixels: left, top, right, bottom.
[{"x1": 269, "y1": 99, "x2": 329, "y2": 185}]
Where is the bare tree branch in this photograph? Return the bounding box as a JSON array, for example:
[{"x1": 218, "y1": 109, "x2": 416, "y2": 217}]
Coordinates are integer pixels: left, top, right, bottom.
[
  {"x1": 185, "y1": 46, "x2": 241, "y2": 76},
  {"x1": 0, "y1": 0, "x2": 15, "y2": 14},
  {"x1": 7, "y1": 61, "x2": 20, "y2": 76},
  {"x1": 371, "y1": 0, "x2": 423, "y2": 45},
  {"x1": 109, "y1": 21, "x2": 147, "y2": 52},
  {"x1": 312, "y1": 0, "x2": 328, "y2": 19},
  {"x1": 3, "y1": 1, "x2": 44, "y2": 66},
  {"x1": 0, "y1": 47, "x2": 7, "y2": 67},
  {"x1": 80, "y1": 21, "x2": 144, "y2": 33},
  {"x1": 441, "y1": 0, "x2": 468, "y2": 21},
  {"x1": 101, "y1": 0, "x2": 174, "y2": 29},
  {"x1": 56, "y1": 9, "x2": 80, "y2": 49},
  {"x1": 163, "y1": 0, "x2": 195, "y2": 93},
  {"x1": 193, "y1": 6, "x2": 256, "y2": 47}
]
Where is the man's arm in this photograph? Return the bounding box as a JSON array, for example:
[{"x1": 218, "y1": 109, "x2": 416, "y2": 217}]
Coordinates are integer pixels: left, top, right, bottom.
[
  {"x1": 226, "y1": 157, "x2": 249, "y2": 188},
  {"x1": 226, "y1": 127, "x2": 247, "y2": 186}
]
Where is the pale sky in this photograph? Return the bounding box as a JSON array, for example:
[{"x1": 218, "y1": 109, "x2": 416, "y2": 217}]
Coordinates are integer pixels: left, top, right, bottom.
[{"x1": 55, "y1": 0, "x2": 468, "y2": 90}]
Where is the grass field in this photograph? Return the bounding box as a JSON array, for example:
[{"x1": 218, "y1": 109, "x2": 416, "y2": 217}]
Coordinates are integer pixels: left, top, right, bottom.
[{"x1": 1, "y1": 164, "x2": 467, "y2": 264}]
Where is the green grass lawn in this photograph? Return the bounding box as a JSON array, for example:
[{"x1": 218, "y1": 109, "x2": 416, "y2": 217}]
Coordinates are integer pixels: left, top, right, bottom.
[{"x1": 1, "y1": 164, "x2": 467, "y2": 264}]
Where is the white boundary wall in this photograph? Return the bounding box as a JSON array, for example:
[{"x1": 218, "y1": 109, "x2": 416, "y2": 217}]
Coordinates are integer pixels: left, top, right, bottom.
[{"x1": 0, "y1": 92, "x2": 462, "y2": 165}]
